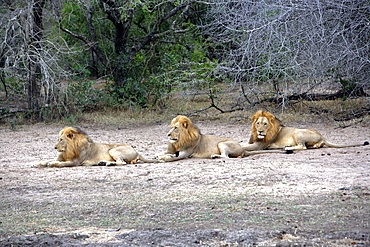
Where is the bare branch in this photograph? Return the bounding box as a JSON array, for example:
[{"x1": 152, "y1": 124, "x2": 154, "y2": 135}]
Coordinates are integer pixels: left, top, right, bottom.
[{"x1": 201, "y1": 0, "x2": 370, "y2": 110}]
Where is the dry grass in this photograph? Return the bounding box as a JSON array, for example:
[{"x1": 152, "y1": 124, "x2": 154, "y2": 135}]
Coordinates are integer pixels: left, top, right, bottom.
[{"x1": 67, "y1": 90, "x2": 369, "y2": 128}]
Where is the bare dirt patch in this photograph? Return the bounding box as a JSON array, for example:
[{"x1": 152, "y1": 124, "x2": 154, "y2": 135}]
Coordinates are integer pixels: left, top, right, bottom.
[{"x1": 0, "y1": 121, "x2": 369, "y2": 246}]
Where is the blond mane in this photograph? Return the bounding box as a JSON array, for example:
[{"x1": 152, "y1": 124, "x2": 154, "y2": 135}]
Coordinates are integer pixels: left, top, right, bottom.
[
  {"x1": 171, "y1": 115, "x2": 200, "y2": 150},
  {"x1": 59, "y1": 127, "x2": 93, "y2": 160},
  {"x1": 251, "y1": 110, "x2": 282, "y2": 143}
]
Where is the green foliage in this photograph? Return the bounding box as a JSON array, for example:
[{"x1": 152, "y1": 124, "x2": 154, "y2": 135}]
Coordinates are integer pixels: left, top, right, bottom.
[
  {"x1": 58, "y1": 1, "x2": 114, "y2": 77},
  {"x1": 63, "y1": 114, "x2": 78, "y2": 125},
  {"x1": 339, "y1": 78, "x2": 357, "y2": 92},
  {"x1": 162, "y1": 48, "x2": 219, "y2": 91},
  {"x1": 3, "y1": 77, "x2": 25, "y2": 97},
  {"x1": 66, "y1": 81, "x2": 104, "y2": 112},
  {"x1": 55, "y1": 0, "x2": 214, "y2": 109}
]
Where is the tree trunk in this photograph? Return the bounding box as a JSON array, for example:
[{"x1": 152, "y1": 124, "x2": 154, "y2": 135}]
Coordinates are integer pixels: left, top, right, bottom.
[
  {"x1": 99, "y1": 0, "x2": 133, "y2": 99},
  {"x1": 28, "y1": 0, "x2": 46, "y2": 117},
  {"x1": 85, "y1": 7, "x2": 108, "y2": 77},
  {"x1": 113, "y1": 20, "x2": 132, "y2": 97}
]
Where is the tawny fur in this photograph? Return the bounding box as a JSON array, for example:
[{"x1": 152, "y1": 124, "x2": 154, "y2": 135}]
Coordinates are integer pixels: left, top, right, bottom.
[
  {"x1": 242, "y1": 110, "x2": 369, "y2": 151},
  {"x1": 34, "y1": 127, "x2": 157, "y2": 168},
  {"x1": 156, "y1": 115, "x2": 288, "y2": 162}
]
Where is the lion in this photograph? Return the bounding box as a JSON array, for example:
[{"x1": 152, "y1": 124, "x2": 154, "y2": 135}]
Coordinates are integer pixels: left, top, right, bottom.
[
  {"x1": 242, "y1": 110, "x2": 369, "y2": 151},
  {"x1": 156, "y1": 115, "x2": 290, "y2": 162},
  {"x1": 34, "y1": 126, "x2": 157, "y2": 168}
]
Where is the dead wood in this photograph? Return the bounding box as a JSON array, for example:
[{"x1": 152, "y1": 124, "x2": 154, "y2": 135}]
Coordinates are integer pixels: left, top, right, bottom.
[{"x1": 249, "y1": 86, "x2": 369, "y2": 107}]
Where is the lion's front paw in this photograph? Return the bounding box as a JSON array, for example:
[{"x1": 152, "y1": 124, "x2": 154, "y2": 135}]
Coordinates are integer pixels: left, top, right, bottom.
[
  {"x1": 153, "y1": 156, "x2": 165, "y2": 163},
  {"x1": 284, "y1": 146, "x2": 293, "y2": 151},
  {"x1": 32, "y1": 162, "x2": 47, "y2": 168},
  {"x1": 46, "y1": 161, "x2": 62, "y2": 167},
  {"x1": 157, "y1": 154, "x2": 176, "y2": 162},
  {"x1": 33, "y1": 160, "x2": 58, "y2": 167}
]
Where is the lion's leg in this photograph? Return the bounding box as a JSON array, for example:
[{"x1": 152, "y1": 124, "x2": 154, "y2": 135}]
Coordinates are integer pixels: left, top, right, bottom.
[
  {"x1": 46, "y1": 160, "x2": 80, "y2": 167},
  {"x1": 157, "y1": 151, "x2": 191, "y2": 162},
  {"x1": 312, "y1": 141, "x2": 325, "y2": 148},
  {"x1": 212, "y1": 142, "x2": 230, "y2": 158},
  {"x1": 284, "y1": 144, "x2": 307, "y2": 151},
  {"x1": 240, "y1": 142, "x2": 267, "y2": 151},
  {"x1": 33, "y1": 158, "x2": 81, "y2": 167},
  {"x1": 286, "y1": 129, "x2": 323, "y2": 150},
  {"x1": 156, "y1": 153, "x2": 179, "y2": 162},
  {"x1": 33, "y1": 161, "x2": 51, "y2": 167},
  {"x1": 33, "y1": 153, "x2": 80, "y2": 168},
  {"x1": 108, "y1": 146, "x2": 139, "y2": 165},
  {"x1": 213, "y1": 141, "x2": 243, "y2": 158},
  {"x1": 284, "y1": 132, "x2": 306, "y2": 150}
]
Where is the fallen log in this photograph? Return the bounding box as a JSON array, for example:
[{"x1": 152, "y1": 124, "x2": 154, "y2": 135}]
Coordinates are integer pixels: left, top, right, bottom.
[{"x1": 250, "y1": 85, "x2": 369, "y2": 107}]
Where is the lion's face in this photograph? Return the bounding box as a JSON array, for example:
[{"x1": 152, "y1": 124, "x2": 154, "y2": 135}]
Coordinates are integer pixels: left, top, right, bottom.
[
  {"x1": 54, "y1": 127, "x2": 91, "y2": 158},
  {"x1": 55, "y1": 128, "x2": 77, "y2": 153},
  {"x1": 254, "y1": 116, "x2": 271, "y2": 140},
  {"x1": 251, "y1": 110, "x2": 281, "y2": 143},
  {"x1": 167, "y1": 122, "x2": 181, "y2": 144},
  {"x1": 55, "y1": 135, "x2": 69, "y2": 152},
  {"x1": 167, "y1": 115, "x2": 200, "y2": 149}
]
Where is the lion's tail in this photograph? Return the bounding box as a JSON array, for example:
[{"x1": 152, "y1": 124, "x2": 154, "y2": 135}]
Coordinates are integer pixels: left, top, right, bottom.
[
  {"x1": 137, "y1": 155, "x2": 161, "y2": 163},
  {"x1": 243, "y1": 149, "x2": 293, "y2": 157},
  {"x1": 324, "y1": 140, "x2": 369, "y2": 148}
]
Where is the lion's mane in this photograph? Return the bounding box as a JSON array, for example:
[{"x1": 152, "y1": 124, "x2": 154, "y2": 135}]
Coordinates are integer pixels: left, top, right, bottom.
[
  {"x1": 59, "y1": 127, "x2": 93, "y2": 160},
  {"x1": 250, "y1": 110, "x2": 282, "y2": 143},
  {"x1": 170, "y1": 115, "x2": 200, "y2": 150}
]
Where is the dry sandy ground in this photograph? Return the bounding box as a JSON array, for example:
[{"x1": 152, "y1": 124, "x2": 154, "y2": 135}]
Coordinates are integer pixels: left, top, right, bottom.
[{"x1": 0, "y1": 120, "x2": 369, "y2": 246}]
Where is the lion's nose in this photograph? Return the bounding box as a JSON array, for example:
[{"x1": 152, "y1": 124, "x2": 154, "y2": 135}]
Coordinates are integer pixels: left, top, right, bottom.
[
  {"x1": 167, "y1": 133, "x2": 171, "y2": 136},
  {"x1": 54, "y1": 146, "x2": 58, "y2": 149}
]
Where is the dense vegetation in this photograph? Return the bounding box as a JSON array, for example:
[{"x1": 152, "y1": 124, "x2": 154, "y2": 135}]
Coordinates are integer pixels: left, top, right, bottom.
[{"x1": 0, "y1": 0, "x2": 369, "y2": 122}]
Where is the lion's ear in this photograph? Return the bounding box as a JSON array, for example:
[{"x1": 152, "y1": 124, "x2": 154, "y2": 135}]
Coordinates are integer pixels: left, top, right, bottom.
[
  {"x1": 266, "y1": 112, "x2": 275, "y2": 121},
  {"x1": 182, "y1": 121, "x2": 189, "y2": 129},
  {"x1": 65, "y1": 129, "x2": 77, "y2": 139},
  {"x1": 252, "y1": 110, "x2": 262, "y2": 121}
]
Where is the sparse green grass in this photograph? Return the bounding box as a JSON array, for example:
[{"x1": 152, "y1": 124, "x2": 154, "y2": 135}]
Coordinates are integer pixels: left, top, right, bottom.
[{"x1": 2, "y1": 186, "x2": 369, "y2": 236}]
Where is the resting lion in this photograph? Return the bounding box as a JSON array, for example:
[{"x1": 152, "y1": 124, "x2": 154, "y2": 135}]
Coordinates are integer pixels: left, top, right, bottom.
[
  {"x1": 242, "y1": 110, "x2": 369, "y2": 151},
  {"x1": 156, "y1": 115, "x2": 289, "y2": 162},
  {"x1": 34, "y1": 126, "x2": 157, "y2": 168}
]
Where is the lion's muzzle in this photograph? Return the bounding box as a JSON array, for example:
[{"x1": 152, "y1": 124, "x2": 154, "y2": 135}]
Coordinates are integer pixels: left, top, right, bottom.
[
  {"x1": 257, "y1": 131, "x2": 265, "y2": 139},
  {"x1": 168, "y1": 137, "x2": 178, "y2": 143}
]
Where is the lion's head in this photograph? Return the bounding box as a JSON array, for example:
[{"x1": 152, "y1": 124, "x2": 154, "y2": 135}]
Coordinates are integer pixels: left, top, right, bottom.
[
  {"x1": 250, "y1": 110, "x2": 282, "y2": 143},
  {"x1": 167, "y1": 115, "x2": 200, "y2": 150},
  {"x1": 55, "y1": 127, "x2": 93, "y2": 160}
]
